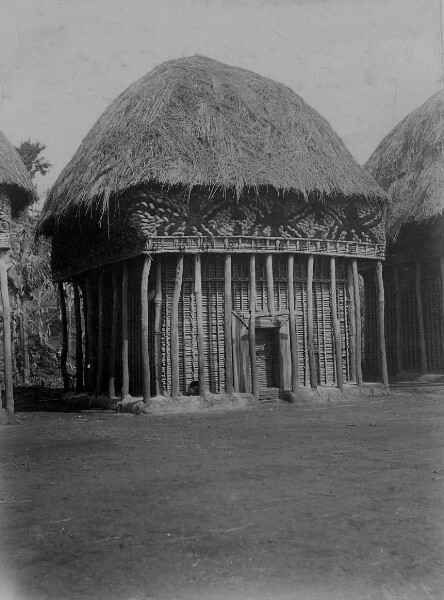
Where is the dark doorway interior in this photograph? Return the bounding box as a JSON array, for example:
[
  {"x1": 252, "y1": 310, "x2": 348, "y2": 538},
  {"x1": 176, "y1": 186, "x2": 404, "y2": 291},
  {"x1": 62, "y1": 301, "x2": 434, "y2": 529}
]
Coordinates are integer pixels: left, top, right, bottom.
[{"x1": 255, "y1": 327, "x2": 280, "y2": 388}]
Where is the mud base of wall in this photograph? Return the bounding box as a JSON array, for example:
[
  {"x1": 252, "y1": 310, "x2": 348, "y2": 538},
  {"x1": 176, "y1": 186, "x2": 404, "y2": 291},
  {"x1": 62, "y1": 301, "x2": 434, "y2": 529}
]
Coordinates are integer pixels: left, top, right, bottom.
[{"x1": 279, "y1": 383, "x2": 390, "y2": 405}]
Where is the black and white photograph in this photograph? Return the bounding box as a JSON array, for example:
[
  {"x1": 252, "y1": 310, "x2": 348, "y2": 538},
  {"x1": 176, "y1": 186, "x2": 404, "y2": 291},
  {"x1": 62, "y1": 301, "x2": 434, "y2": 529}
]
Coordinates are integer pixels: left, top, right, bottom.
[{"x1": 0, "y1": 0, "x2": 443, "y2": 598}]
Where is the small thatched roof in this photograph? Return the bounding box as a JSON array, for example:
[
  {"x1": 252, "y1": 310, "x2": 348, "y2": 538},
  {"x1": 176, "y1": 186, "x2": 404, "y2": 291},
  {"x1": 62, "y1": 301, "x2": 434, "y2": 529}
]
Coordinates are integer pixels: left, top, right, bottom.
[
  {"x1": 40, "y1": 55, "x2": 385, "y2": 233},
  {"x1": 365, "y1": 90, "x2": 444, "y2": 237},
  {"x1": 0, "y1": 130, "x2": 37, "y2": 212}
]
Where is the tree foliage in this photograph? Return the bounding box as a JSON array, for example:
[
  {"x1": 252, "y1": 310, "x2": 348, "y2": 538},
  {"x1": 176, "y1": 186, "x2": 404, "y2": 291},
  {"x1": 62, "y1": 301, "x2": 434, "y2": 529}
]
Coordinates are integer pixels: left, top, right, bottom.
[{"x1": 15, "y1": 140, "x2": 51, "y2": 180}]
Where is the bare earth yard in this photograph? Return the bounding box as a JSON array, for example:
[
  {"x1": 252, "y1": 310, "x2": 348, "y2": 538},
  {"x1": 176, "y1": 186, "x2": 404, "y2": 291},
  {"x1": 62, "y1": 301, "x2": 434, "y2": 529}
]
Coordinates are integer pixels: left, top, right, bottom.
[{"x1": 1, "y1": 391, "x2": 443, "y2": 600}]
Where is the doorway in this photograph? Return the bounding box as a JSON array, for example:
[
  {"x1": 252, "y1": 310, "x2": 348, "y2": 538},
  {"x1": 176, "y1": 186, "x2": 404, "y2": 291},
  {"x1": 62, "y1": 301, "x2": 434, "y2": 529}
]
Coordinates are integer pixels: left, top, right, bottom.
[{"x1": 255, "y1": 327, "x2": 280, "y2": 389}]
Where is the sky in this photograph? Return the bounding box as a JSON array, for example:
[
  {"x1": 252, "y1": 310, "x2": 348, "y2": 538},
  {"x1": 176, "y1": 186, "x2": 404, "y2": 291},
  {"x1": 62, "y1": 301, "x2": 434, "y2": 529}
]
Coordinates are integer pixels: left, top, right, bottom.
[{"x1": 0, "y1": 0, "x2": 441, "y2": 198}]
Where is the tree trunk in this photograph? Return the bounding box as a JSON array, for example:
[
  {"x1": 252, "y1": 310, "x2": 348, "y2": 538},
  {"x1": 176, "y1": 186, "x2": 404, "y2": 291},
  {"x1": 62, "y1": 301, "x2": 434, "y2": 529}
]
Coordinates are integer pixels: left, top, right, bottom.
[
  {"x1": 0, "y1": 254, "x2": 13, "y2": 414},
  {"x1": 18, "y1": 296, "x2": 30, "y2": 384}
]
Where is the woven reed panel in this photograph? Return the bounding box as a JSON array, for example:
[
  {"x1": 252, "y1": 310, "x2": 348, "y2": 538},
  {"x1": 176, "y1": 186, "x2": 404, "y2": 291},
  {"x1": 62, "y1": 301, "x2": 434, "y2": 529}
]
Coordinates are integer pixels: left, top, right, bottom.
[
  {"x1": 161, "y1": 255, "x2": 226, "y2": 395},
  {"x1": 202, "y1": 256, "x2": 225, "y2": 393},
  {"x1": 292, "y1": 256, "x2": 351, "y2": 386}
]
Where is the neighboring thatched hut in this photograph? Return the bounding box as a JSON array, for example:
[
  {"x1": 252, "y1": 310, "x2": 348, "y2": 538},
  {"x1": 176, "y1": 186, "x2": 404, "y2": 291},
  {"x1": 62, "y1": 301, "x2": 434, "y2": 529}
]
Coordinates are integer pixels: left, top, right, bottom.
[
  {"x1": 0, "y1": 130, "x2": 37, "y2": 415},
  {"x1": 39, "y1": 56, "x2": 388, "y2": 404},
  {"x1": 365, "y1": 90, "x2": 444, "y2": 376}
]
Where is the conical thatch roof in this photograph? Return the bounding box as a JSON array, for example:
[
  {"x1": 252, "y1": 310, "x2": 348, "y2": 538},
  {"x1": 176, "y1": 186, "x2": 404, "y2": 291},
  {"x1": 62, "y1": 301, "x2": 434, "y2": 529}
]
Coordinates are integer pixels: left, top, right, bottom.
[
  {"x1": 365, "y1": 90, "x2": 444, "y2": 237},
  {"x1": 41, "y1": 55, "x2": 385, "y2": 232},
  {"x1": 0, "y1": 130, "x2": 37, "y2": 212}
]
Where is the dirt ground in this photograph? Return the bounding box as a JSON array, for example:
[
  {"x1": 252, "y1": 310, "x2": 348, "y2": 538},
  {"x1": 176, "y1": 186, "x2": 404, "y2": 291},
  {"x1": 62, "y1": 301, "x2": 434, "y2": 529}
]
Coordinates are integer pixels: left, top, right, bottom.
[{"x1": 1, "y1": 390, "x2": 443, "y2": 600}]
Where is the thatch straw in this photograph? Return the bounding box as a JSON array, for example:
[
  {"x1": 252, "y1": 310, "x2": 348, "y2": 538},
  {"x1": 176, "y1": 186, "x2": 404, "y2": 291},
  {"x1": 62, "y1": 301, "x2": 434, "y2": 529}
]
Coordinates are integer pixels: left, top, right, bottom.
[
  {"x1": 40, "y1": 55, "x2": 385, "y2": 234},
  {"x1": 0, "y1": 130, "x2": 37, "y2": 213},
  {"x1": 365, "y1": 89, "x2": 444, "y2": 237}
]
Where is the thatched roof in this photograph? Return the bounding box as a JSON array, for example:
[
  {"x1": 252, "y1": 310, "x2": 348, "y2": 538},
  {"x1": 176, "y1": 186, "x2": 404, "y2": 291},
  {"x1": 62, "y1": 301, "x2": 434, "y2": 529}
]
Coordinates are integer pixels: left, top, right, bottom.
[
  {"x1": 365, "y1": 90, "x2": 444, "y2": 237},
  {"x1": 0, "y1": 130, "x2": 37, "y2": 212},
  {"x1": 40, "y1": 55, "x2": 385, "y2": 233}
]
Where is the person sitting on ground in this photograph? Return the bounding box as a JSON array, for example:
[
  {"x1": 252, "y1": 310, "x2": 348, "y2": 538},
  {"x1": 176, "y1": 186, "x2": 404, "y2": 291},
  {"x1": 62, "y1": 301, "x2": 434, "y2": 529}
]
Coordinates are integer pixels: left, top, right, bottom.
[{"x1": 187, "y1": 380, "x2": 200, "y2": 396}]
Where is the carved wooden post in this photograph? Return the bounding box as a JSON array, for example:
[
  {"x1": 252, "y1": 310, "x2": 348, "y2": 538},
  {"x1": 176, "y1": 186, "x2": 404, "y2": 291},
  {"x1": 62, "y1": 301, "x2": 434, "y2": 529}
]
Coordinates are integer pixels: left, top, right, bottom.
[
  {"x1": 154, "y1": 260, "x2": 163, "y2": 396},
  {"x1": 0, "y1": 254, "x2": 13, "y2": 414},
  {"x1": 287, "y1": 254, "x2": 299, "y2": 391},
  {"x1": 376, "y1": 261, "x2": 389, "y2": 387},
  {"x1": 266, "y1": 254, "x2": 275, "y2": 317},
  {"x1": 108, "y1": 270, "x2": 118, "y2": 399},
  {"x1": 95, "y1": 272, "x2": 104, "y2": 396},
  {"x1": 415, "y1": 260, "x2": 428, "y2": 373},
  {"x1": 330, "y1": 257, "x2": 344, "y2": 391},
  {"x1": 195, "y1": 255, "x2": 206, "y2": 398},
  {"x1": 441, "y1": 256, "x2": 444, "y2": 358},
  {"x1": 79, "y1": 282, "x2": 89, "y2": 390},
  {"x1": 352, "y1": 259, "x2": 363, "y2": 387},
  {"x1": 249, "y1": 254, "x2": 259, "y2": 399},
  {"x1": 347, "y1": 262, "x2": 357, "y2": 382},
  {"x1": 58, "y1": 281, "x2": 70, "y2": 392},
  {"x1": 307, "y1": 255, "x2": 317, "y2": 388},
  {"x1": 73, "y1": 282, "x2": 84, "y2": 393},
  {"x1": 224, "y1": 254, "x2": 234, "y2": 396},
  {"x1": 85, "y1": 277, "x2": 98, "y2": 393},
  {"x1": 141, "y1": 256, "x2": 152, "y2": 405},
  {"x1": 393, "y1": 265, "x2": 403, "y2": 375},
  {"x1": 121, "y1": 262, "x2": 129, "y2": 398},
  {"x1": 171, "y1": 254, "x2": 184, "y2": 398}
]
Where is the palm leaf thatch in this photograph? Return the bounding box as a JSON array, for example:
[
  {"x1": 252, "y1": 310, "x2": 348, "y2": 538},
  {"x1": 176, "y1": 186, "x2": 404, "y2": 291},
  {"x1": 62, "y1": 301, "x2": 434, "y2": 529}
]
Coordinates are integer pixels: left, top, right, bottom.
[
  {"x1": 40, "y1": 55, "x2": 385, "y2": 233},
  {"x1": 0, "y1": 130, "x2": 37, "y2": 213},
  {"x1": 365, "y1": 90, "x2": 444, "y2": 237}
]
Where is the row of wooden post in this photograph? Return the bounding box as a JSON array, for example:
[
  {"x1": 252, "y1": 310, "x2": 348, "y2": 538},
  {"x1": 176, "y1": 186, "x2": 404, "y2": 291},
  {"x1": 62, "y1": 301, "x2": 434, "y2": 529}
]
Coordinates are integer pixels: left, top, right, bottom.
[
  {"x1": 392, "y1": 257, "x2": 444, "y2": 375},
  {"x1": 56, "y1": 253, "x2": 389, "y2": 407}
]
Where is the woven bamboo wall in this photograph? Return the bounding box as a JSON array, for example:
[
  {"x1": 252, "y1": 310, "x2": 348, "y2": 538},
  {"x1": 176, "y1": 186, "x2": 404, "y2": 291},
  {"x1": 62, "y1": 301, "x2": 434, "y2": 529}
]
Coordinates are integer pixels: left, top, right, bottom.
[
  {"x1": 84, "y1": 252, "x2": 373, "y2": 397},
  {"x1": 156, "y1": 254, "x2": 353, "y2": 396}
]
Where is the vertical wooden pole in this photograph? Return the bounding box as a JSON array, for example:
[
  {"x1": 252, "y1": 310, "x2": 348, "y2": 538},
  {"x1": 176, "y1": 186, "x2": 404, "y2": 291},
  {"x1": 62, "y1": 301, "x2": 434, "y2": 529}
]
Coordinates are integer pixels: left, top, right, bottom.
[
  {"x1": 330, "y1": 258, "x2": 344, "y2": 391},
  {"x1": 232, "y1": 316, "x2": 239, "y2": 392},
  {"x1": 306, "y1": 255, "x2": 317, "y2": 388},
  {"x1": 194, "y1": 255, "x2": 206, "y2": 398},
  {"x1": 108, "y1": 270, "x2": 118, "y2": 399},
  {"x1": 141, "y1": 256, "x2": 152, "y2": 405},
  {"x1": 287, "y1": 254, "x2": 299, "y2": 391},
  {"x1": 393, "y1": 265, "x2": 403, "y2": 374},
  {"x1": 0, "y1": 255, "x2": 13, "y2": 415},
  {"x1": 376, "y1": 261, "x2": 389, "y2": 387},
  {"x1": 347, "y1": 263, "x2": 357, "y2": 382},
  {"x1": 441, "y1": 256, "x2": 444, "y2": 359},
  {"x1": 73, "y1": 282, "x2": 84, "y2": 393},
  {"x1": 121, "y1": 262, "x2": 129, "y2": 398},
  {"x1": 58, "y1": 281, "x2": 70, "y2": 392},
  {"x1": 171, "y1": 254, "x2": 184, "y2": 398},
  {"x1": 85, "y1": 277, "x2": 97, "y2": 393},
  {"x1": 154, "y1": 260, "x2": 163, "y2": 396},
  {"x1": 80, "y1": 282, "x2": 89, "y2": 390},
  {"x1": 266, "y1": 254, "x2": 275, "y2": 317},
  {"x1": 249, "y1": 254, "x2": 259, "y2": 398},
  {"x1": 224, "y1": 254, "x2": 234, "y2": 396},
  {"x1": 95, "y1": 272, "x2": 104, "y2": 396},
  {"x1": 352, "y1": 259, "x2": 363, "y2": 386},
  {"x1": 415, "y1": 260, "x2": 428, "y2": 373}
]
